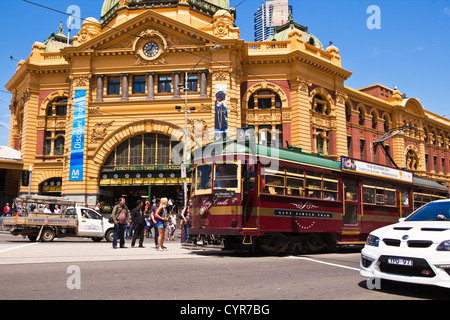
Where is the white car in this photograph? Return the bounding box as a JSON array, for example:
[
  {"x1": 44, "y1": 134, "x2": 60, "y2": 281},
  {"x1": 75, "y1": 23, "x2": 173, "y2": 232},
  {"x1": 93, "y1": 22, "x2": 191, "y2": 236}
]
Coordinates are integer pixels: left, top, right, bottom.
[{"x1": 361, "y1": 199, "x2": 450, "y2": 289}]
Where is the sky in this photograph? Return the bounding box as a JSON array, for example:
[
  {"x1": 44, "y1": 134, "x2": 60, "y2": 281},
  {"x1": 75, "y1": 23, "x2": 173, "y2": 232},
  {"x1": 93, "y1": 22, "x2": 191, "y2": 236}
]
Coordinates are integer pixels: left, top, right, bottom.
[{"x1": 0, "y1": 0, "x2": 449, "y2": 147}]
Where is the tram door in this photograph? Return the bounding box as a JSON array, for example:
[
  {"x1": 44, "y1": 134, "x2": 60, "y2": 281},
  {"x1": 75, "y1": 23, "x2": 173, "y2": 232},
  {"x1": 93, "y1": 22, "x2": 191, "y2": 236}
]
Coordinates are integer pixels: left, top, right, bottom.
[
  {"x1": 342, "y1": 179, "x2": 361, "y2": 232},
  {"x1": 242, "y1": 163, "x2": 257, "y2": 229}
]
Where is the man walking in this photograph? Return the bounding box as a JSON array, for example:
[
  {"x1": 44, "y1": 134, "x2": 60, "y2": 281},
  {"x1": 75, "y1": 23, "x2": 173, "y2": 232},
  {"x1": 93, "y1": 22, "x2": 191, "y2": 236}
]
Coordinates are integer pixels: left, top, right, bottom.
[
  {"x1": 131, "y1": 199, "x2": 146, "y2": 248},
  {"x1": 112, "y1": 197, "x2": 130, "y2": 249}
]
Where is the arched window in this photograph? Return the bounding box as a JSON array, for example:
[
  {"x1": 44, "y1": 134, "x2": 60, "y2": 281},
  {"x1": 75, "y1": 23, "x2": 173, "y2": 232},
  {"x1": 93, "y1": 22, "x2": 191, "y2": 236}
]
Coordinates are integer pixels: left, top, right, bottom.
[
  {"x1": 345, "y1": 102, "x2": 352, "y2": 122},
  {"x1": 43, "y1": 97, "x2": 67, "y2": 156},
  {"x1": 383, "y1": 114, "x2": 391, "y2": 132},
  {"x1": 371, "y1": 110, "x2": 378, "y2": 129},
  {"x1": 312, "y1": 94, "x2": 330, "y2": 115},
  {"x1": 358, "y1": 107, "x2": 365, "y2": 126},
  {"x1": 103, "y1": 133, "x2": 183, "y2": 167},
  {"x1": 248, "y1": 90, "x2": 282, "y2": 109}
]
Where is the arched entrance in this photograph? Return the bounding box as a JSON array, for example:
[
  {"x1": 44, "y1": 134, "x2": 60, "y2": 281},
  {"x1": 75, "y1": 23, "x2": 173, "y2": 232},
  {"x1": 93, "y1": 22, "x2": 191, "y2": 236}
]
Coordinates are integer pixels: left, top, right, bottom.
[
  {"x1": 91, "y1": 119, "x2": 198, "y2": 208},
  {"x1": 98, "y1": 132, "x2": 186, "y2": 206}
]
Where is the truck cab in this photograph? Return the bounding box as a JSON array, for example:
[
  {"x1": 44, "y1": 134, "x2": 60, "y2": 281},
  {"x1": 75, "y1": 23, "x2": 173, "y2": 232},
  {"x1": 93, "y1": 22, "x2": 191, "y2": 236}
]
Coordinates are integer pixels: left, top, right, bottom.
[{"x1": 65, "y1": 207, "x2": 115, "y2": 241}]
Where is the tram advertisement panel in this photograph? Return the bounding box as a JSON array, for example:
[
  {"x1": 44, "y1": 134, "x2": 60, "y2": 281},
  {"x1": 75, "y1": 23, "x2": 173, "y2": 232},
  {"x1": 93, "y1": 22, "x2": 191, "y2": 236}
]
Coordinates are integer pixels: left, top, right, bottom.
[{"x1": 341, "y1": 156, "x2": 413, "y2": 183}]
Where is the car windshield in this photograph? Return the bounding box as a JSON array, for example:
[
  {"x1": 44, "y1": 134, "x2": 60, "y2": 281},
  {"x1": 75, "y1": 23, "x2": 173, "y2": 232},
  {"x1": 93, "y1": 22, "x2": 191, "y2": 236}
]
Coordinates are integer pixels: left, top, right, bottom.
[{"x1": 406, "y1": 201, "x2": 450, "y2": 221}]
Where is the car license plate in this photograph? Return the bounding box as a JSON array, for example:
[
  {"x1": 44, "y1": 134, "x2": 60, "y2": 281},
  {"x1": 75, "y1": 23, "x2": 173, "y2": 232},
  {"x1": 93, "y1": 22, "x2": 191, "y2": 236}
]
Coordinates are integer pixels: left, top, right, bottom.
[{"x1": 387, "y1": 257, "x2": 413, "y2": 266}]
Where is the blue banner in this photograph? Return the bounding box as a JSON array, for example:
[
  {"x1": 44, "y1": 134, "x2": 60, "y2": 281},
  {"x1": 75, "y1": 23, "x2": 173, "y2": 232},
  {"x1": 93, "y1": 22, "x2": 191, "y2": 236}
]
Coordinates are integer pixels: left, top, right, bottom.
[{"x1": 69, "y1": 90, "x2": 87, "y2": 181}]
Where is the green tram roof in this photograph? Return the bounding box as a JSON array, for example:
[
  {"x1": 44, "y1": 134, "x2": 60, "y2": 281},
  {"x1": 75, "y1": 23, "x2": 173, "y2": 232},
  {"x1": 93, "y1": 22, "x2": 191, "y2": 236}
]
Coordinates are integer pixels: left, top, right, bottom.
[
  {"x1": 199, "y1": 141, "x2": 341, "y2": 171},
  {"x1": 413, "y1": 176, "x2": 449, "y2": 193},
  {"x1": 198, "y1": 140, "x2": 449, "y2": 193}
]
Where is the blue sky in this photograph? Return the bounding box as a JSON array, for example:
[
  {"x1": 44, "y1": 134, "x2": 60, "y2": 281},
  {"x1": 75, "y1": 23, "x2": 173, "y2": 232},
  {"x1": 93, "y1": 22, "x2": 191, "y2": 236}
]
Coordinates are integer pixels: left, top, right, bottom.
[{"x1": 1, "y1": 0, "x2": 449, "y2": 146}]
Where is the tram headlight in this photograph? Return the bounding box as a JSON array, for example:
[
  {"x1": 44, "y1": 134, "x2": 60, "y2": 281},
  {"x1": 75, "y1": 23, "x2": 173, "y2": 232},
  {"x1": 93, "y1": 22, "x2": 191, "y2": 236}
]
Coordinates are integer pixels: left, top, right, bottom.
[
  {"x1": 199, "y1": 207, "x2": 206, "y2": 216},
  {"x1": 366, "y1": 234, "x2": 380, "y2": 247}
]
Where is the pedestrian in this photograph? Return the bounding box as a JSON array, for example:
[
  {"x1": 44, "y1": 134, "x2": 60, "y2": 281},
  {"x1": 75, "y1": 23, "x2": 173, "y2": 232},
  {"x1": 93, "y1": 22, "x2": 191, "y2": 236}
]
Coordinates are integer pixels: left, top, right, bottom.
[
  {"x1": 3, "y1": 203, "x2": 11, "y2": 216},
  {"x1": 180, "y1": 205, "x2": 190, "y2": 243},
  {"x1": 154, "y1": 197, "x2": 169, "y2": 251},
  {"x1": 111, "y1": 197, "x2": 130, "y2": 249},
  {"x1": 167, "y1": 210, "x2": 176, "y2": 241},
  {"x1": 131, "y1": 199, "x2": 146, "y2": 248},
  {"x1": 151, "y1": 198, "x2": 160, "y2": 248}
]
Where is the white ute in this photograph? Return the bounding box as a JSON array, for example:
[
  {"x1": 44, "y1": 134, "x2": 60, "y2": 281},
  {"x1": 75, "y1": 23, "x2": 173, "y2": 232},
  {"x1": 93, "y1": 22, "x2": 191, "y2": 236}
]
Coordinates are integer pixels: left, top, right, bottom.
[{"x1": 4, "y1": 206, "x2": 115, "y2": 243}]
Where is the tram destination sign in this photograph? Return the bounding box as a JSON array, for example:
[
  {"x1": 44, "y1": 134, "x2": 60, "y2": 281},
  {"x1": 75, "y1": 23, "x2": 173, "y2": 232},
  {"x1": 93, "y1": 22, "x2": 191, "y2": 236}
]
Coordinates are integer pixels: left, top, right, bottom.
[
  {"x1": 274, "y1": 209, "x2": 333, "y2": 220},
  {"x1": 341, "y1": 157, "x2": 413, "y2": 183}
]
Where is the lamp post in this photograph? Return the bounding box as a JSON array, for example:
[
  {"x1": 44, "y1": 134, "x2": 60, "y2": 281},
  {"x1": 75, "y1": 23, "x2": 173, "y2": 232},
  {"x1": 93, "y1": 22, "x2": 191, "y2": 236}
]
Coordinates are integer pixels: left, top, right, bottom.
[{"x1": 176, "y1": 45, "x2": 222, "y2": 207}]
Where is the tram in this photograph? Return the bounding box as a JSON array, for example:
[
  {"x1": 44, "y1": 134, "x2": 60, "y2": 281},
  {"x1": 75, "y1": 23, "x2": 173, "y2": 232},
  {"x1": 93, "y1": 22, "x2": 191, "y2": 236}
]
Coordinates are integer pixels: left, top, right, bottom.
[{"x1": 189, "y1": 136, "x2": 449, "y2": 254}]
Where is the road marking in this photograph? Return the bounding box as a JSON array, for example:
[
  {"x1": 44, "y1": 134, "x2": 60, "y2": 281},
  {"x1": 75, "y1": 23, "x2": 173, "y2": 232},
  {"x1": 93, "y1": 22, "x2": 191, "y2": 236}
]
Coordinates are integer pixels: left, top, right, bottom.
[
  {"x1": 0, "y1": 242, "x2": 40, "y2": 254},
  {"x1": 287, "y1": 256, "x2": 360, "y2": 272}
]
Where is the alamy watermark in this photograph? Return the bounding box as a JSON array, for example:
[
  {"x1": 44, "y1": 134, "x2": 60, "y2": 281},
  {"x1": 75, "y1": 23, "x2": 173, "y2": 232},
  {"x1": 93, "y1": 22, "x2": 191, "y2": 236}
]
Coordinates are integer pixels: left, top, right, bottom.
[
  {"x1": 66, "y1": 265, "x2": 81, "y2": 290},
  {"x1": 367, "y1": 5, "x2": 381, "y2": 30}
]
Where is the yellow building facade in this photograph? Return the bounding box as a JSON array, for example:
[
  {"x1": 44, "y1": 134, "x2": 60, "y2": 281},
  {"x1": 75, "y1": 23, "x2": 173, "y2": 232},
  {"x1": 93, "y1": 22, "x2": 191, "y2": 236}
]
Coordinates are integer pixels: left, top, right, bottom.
[{"x1": 5, "y1": 0, "x2": 450, "y2": 205}]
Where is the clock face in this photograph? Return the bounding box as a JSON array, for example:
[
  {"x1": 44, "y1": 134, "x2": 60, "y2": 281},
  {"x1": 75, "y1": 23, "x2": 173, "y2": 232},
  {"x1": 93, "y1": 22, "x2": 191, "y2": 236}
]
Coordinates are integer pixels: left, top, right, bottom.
[{"x1": 143, "y1": 42, "x2": 160, "y2": 57}]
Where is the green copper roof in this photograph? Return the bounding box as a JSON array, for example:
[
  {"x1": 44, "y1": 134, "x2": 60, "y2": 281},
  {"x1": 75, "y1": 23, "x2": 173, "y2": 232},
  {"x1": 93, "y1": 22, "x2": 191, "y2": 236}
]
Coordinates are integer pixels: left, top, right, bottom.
[
  {"x1": 266, "y1": 13, "x2": 324, "y2": 50},
  {"x1": 101, "y1": 0, "x2": 230, "y2": 20}
]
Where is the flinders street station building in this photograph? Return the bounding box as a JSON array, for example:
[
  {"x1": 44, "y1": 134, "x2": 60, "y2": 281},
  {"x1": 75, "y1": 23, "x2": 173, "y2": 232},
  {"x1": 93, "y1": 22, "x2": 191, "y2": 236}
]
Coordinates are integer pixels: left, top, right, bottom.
[{"x1": 4, "y1": 0, "x2": 450, "y2": 205}]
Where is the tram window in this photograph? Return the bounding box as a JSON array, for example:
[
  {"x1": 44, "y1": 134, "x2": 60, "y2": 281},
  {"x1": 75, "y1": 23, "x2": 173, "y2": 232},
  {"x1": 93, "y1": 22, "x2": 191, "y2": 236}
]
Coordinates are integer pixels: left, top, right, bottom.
[
  {"x1": 197, "y1": 165, "x2": 212, "y2": 190},
  {"x1": 323, "y1": 174, "x2": 338, "y2": 201},
  {"x1": 399, "y1": 189, "x2": 409, "y2": 206},
  {"x1": 363, "y1": 182, "x2": 375, "y2": 204},
  {"x1": 286, "y1": 177, "x2": 304, "y2": 197},
  {"x1": 214, "y1": 164, "x2": 238, "y2": 189},
  {"x1": 384, "y1": 186, "x2": 396, "y2": 206},
  {"x1": 263, "y1": 168, "x2": 285, "y2": 195},
  {"x1": 305, "y1": 171, "x2": 322, "y2": 199},
  {"x1": 345, "y1": 181, "x2": 358, "y2": 201}
]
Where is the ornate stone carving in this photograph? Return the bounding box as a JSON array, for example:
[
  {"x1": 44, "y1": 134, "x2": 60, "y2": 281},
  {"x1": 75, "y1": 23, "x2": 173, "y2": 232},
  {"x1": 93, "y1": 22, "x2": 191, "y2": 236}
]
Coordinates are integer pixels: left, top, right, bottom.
[
  {"x1": 91, "y1": 121, "x2": 115, "y2": 143},
  {"x1": 71, "y1": 74, "x2": 91, "y2": 87}
]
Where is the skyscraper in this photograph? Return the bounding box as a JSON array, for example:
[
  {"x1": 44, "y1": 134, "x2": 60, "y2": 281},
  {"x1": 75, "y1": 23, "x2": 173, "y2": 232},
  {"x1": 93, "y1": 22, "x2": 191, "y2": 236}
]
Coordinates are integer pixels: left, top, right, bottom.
[{"x1": 254, "y1": 0, "x2": 292, "y2": 42}]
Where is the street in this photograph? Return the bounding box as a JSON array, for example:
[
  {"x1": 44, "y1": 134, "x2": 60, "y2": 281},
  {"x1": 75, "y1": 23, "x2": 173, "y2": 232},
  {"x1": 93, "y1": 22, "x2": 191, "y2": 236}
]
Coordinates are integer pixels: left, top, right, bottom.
[{"x1": 0, "y1": 231, "x2": 448, "y2": 302}]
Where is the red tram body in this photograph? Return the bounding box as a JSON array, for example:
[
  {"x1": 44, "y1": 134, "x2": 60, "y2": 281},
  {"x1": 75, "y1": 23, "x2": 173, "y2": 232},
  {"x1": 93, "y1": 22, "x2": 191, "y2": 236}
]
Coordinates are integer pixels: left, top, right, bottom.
[{"x1": 189, "y1": 140, "x2": 449, "y2": 253}]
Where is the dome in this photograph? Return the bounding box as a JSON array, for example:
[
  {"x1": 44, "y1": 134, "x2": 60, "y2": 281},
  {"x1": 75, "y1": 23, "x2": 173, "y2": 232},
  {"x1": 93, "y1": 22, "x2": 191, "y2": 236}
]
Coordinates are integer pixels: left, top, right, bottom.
[
  {"x1": 265, "y1": 14, "x2": 323, "y2": 50},
  {"x1": 101, "y1": 0, "x2": 119, "y2": 19},
  {"x1": 206, "y1": 0, "x2": 230, "y2": 9},
  {"x1": 101, "y1": 0, "x2": 230, "y2": 19}
]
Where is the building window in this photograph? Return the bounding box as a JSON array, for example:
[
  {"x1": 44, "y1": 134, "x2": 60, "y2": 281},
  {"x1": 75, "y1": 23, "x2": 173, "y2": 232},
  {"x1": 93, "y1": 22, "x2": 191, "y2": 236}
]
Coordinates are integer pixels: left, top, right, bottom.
[
  {"x1": 46, "y1": 97, "x2": 67, "y2": 116},
  {"x1": 347, "y1": 136, "x2": 352, "y2": 157},
  {"x1": 383, "y1": 114, "x2": 391, "y2": 132},
  {"x1": 371, "y1": 111, "x2": 378, "y2": 129},
  {"x1": 44, "y1": 131, "x2": 65, "y2": 156},
  {"x1": 248, "y1": 90, "x2": 282, "y2": 109},
  {"x1": 360, "y1": 140, "x2": 365, "y2": 160},
  {"x1": 442, "y1": 158, "x2": 446, "y2": 175},
  {"x1": 313, "y1": 95, "x2": 330, "y2": 115},
  {"x1": 132, "y1": 76, "x2": 146, "y2": 94},
  {"x1": 345, "y1": 102, "x2": 352, "y2": 122},
  {"x1": 107, "y1": 77, "x2": 121, "y2": 95},
  {"x1": 103, "y1": 133, "x2": 183, "y2": 167},
  {"x1": 158, "y1": 75, "x2": 172, "y2": 93},
  {"x1": 358, "y1": 107, "x2": 365, "y2": 126},
  {"x1": 186, "y1": 75, "x2": 198, "y2": 92}
]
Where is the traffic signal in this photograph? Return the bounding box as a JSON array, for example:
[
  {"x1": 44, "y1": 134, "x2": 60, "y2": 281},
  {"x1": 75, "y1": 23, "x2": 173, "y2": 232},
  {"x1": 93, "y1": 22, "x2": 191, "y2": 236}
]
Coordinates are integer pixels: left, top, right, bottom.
[{"x1": 22, "y1": 170, "x2": 30, "y2": 187}]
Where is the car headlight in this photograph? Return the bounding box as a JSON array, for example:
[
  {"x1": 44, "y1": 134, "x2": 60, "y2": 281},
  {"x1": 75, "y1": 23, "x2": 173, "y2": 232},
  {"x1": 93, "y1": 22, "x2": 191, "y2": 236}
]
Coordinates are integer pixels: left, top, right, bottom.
[
  {"x1": 366, "y1": 234, "x2": 380, "y2": 247},
  {"x1": 436, "y1": 240, "x2": 450, "y2": 251}
]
